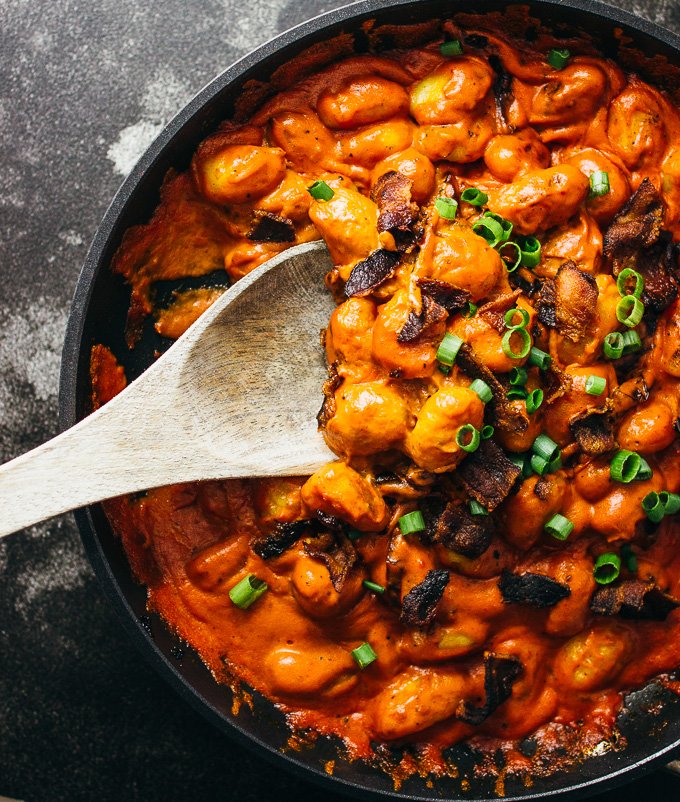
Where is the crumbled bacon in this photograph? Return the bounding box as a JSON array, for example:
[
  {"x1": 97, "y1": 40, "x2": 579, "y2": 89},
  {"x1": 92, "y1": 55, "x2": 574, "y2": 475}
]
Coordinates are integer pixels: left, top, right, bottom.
[
  {"x1": 400, "y1": 568, "x2": 450, "y2": 628},
  {"x1": 498, "y1": 570, "x2": 571, "y2": 608},
  {"x1": 457, "y1": 652, "x2": 523, "y2": 725},
  {"x1": 344, "y1": 249, "x2": 401, "y2": 297},
  {"x1": 457, "y1": 438, "x2": 522, "y2": 511},
  {"x1": 247, "y1": 210, "x2": 296, "y2": 242}
]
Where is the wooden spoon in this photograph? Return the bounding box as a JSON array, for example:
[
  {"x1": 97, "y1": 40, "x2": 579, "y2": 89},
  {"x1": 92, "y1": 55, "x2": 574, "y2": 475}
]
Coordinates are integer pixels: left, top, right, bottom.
[{"x1": 0, "y1": 240, "x2": 336, "y2": 537}]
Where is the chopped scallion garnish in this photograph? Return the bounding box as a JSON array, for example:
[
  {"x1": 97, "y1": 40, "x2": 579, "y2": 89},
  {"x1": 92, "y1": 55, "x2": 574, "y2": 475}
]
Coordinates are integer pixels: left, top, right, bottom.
[
  {"x1": 504, "y1": 307, "x2": 530, "y2": 330},
  {"x1": 509, "y1": 367, "x2": 528, "y2": 386},
  {"x1": 498, "y1": 241, "x2": 522, "y2": 272},
  {"x1": 398, "y1": 510, "x2": 426, "y2": 535},
  {"x1": 548, "y1": 47, "x2": 571, "y2": 69},
  {"x1": 528, "y1": 346, "x2": 551, "y2": 370},
  {"x1": 589, "y1": 170, "x2": 610, "y2": 197},
  {"x1": 472, "y1": 215, "x2": 504, "y2": 247},
  {"x1": 610, "y1": 449, "x2": 650, "y2": 483},
  {"x1": 435, "y1": 196, "x2": 458, "y2": 219},
  {"x1": 544, "y1": 513, "x2": 574, "y2": 541},
  {"x1": 440, "y1": 39, "x2": 463, "y2": 56},
  {"x1": 470, "y1": 379, "x2": 493, "y2": 403},
  {"x1": 526, "y1": 388, "x2": 544, "y2": 414},
  {"x1": 507, "y1": 386, "x2": 528, "y2": 400},
  {"x1": 501, "y1": 327, "x2": 531, "y2": 359},
  {"x1": 436, "y1": 332, "x2": 464, "y2": 367},
  {"x1": 456, "y1": 424, "x2": 481, "y2": 453},
  {"x1": 461, "y1": 187, "x2": 488, "y2": 206},
  {"x1": 617, "y1": 268, "x2": 644, "y2": 299},
  {"x1": 532, "y1": 433, "x2": 560, "y2": 462},
  {"x1": 469, "y1": 499, "x2": 488, "y2": 516},
  {"x1": 585, "y1": 375, "x2": 606, "y2": 396},
  {"x1": 229, "y1": 574, "x2": 268, "y2": 609},
  {"x1": 593, "y1": 553, "x2": 621, "y2": 585},
  {"x1": 352, "y1": 642, "x2": 378, "y2": 669},
  {"x1": 616, "y1": 295, "x2": 645, "y2": 328},
  {"x1": 363, "y1": 580, "x2": 385, "y2": 594},
  {"x1": 621, "y1": 329, "x2": 642, "y2": 355},
  {"x1": 463, "y1": 302, "x2": 478, "y2": 318},
  {"x1": 481, "y1": 424, "x2": 495, "y2": 439},
  {"x1": 518, "y1": 235, "x2": 542, "y2": 268},
  {"x1": 307, "y1": 180, "x2": 334, "y2": 201},
  {"x1": 621, "y1": 543, "x2": 638, "y2": 573},
  {"x1": 642, "y1": 491, "x2": 666, "y2": 523},
  {"x1": 603, "y1": 331, "x2": 624, "y2": 360}
]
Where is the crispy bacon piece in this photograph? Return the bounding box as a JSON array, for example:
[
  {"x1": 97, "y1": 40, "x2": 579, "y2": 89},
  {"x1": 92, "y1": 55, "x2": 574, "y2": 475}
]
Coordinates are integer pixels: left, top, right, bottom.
[
  {"x1": 344, "y1": 249, "x2": 401, "y2": 297},
  {"x1": 478, "y1": 290, "x2": 522, "y2": 333},
  {"x1": 400, "y1": 568, "x2": 450, "y2": 628},
  {"x1": 252, "y1": 520, "x2": 312, "y2": 559},
  {"x1": 303, "y1": 531, "x2": 357, "y2": 592},
  {"x1": 417, "y1": 278, "x2": 471, "y2": 312},
  {"x1": 397, "y1": 295, "x2": 448, "y2": 343},
  {"x1": 489, "y1": 54, "x2": 513, "y2": 127},
  {"x1": 569, "y1": 403, "x2": 617, "y2": 456},
  {"x1": 457, "y1": 438, "x2": 522, "y2": 512},
  {"x1": 247, "y1": 210, "x2": 295, "y2": 242},
  {"x1": 371, "y1": 170, "x2": 419, "y2": 246},
  {"x1": 604, "y1": 178, "x2": 664, "y2": 259},
  {"x1": 456, "y1": 344, "x2": 530, "y2": 436},
  {"x1": 604, "y1": 179, "x2": 679, "y2": 317},
  {"x1": 538, "y1": 262, "x2": 598, "y2": 342},
  {"x1": 590, "y1": 579, "x2": 680, "y2": 620},
  {"x1": 434, "y1": 501, "x2": 493, "y2": 558},
  {"x1": 498, "y1": 570, "x2": 571, "y2": 608},
  {"x1": 457, "y1": 652, "x2": 523, "y2": 725},
  {"x1": 317, "y1": 362, "x2": 342, "y2": 430}
]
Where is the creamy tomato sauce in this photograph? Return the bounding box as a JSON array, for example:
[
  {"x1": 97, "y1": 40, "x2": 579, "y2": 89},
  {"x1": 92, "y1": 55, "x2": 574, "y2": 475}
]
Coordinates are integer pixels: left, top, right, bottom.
[{"x1": 95, "y1": 10, "x2": 680, "y2": 784}]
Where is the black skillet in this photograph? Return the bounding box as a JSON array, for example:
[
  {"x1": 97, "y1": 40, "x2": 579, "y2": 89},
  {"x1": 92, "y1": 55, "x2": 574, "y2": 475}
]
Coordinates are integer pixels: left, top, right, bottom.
[{"x1": 59, "y1": 1, "x2": 680, "y2": 798}]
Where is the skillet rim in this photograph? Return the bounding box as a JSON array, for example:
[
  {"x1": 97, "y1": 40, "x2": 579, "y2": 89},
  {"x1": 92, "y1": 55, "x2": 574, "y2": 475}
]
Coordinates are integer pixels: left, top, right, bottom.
[{"x1": 58, "y1": 0, "x2": 680, "y2": 798}]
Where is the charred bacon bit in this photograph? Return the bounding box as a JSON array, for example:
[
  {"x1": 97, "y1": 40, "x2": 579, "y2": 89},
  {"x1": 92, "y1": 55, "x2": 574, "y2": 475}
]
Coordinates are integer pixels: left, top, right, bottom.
[
  {"x1": 637, "y1": 236, "x2": 679, "y2": 318},
  {"x1": 489, "y1": 54, "x2": 513, "y2": 127},
  {"x1": 417, "y1": 278, "x2": 471, "y2": 312},
  {"x1": 457, "y1": 652, "x2": 523, "y2": 725},
  {"x1": 603, "y1": 178, "x2": 664, "y2": 260},
  {"x1": 371, "y1": 170, "x2": 419, "y2": 246},
  {"x1": 434, "y1": 501, "x2": 493, "y2": 558},
  {"x1": 590, "y1": 579, "x2": 680, "y2": 620},
  {"x1": 418, "y1": 494, "x2": 447, "y2": 543},
  {"x1": 344, "y1": 249, "x2": 401, "y2": 297},
  {"x1": 457, "y1": 438, "x2": 522, "y2": 512},
  {"x1": 543, "y1": 362, "x2": 572, "y2": 405},
  {"x1": 252, "y1": 520, "x2": 312, "y2": 559},
  {"x1": 569, "y1": 402, "x2": 616, "y2": 456},
  {"x1": 456, "y1": 344, "x2": 529, "y2": 436},
  {"x1": 397, "y1": 295, "x2": 448, "y2": 343},
  {"x1": 478, "y1": 290, "x2": 523, "y2": 333},
  {"x1": 247, "y1": 211, "x2": 295, "y2": 243},
  {"x1": 303, "y1": 531, "x2": 357, "y2": 592},
  {"x1": 539, "y1": 262, "x2": 599, "y2": 342},
  {"x1": 317, "y1": 362, "x2": 342, "y2": 430},
  {"x1": 498, "y1": 570, "x2": 571, "y2": 608},
  {"x1": 400, "y1": 568, "x2": 450, "y2": 628}
]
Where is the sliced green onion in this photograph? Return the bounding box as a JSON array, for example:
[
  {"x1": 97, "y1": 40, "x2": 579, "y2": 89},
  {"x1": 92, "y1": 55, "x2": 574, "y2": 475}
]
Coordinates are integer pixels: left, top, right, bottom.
[
  {"x1": 616, "y1": 295, "x2": 645, "y2": 328},
  {"x1": 470, "y1": 379, "x2": 493, "y2": 403},
  {"x1": 436, "y1": 333, "x2": 464, "y2": 367},
  {"x1": 352, "y1": 642, "x2": 378, "y2": 669},
  {"x1": 472, "y1": 215, "x2": 504, "y2": 247},
  {"x1": 509, "y1": 367, "x2": 528, "y2": 386},
  {"x1": 347, "y1": 528, "x2": 363, "y2": 541},
  {"x1": 440, "y1": 39, "x2": 463, "y2": 56},
  {"x1": 484, "y1": 211, "x2": 513, "y2": 242},
  {"x1": 660, "y1": 491, "x2": 680, "y2": 515},
  {"x1": 438, "y1": 364, "x2": 451, "y2": 376},
  {"x1": 617, "y1": 268, "x2": 644, "y2": 299},
  {"x1": 603, "y1": 331, "x2": 624, "y2": 360},
  {"x1": 585, "y1": 375, "x2": 606, "y2": 396},
  {"x1": 621, "y1": 543, "x2": 638, "y2": 573},
  {"x1": 530, "y1": 454, "x2": 549, "y2": 475},
  {"x1": 518, "y1": 235, "x2": 542, "y2": 268},
  {"x1": 532, "y1": 433, "x2": 560, "y2": 462},
  {"x1": 636, "y1": 457, "x2": 653, "y2": 481},
  {"x1": 399, "y1": 510, "x2": 426, "y2": 535},
  {"x1": 229, "y1": 574, "x2": 268, "y2": 609},
  {"x1": 481, "y1": 424, "x2": 495, "y2": 439},
  {"x1": 461, "y1": 187, "x2": 488, "y2": 206},
  {"x1": 504, "y1": 307, "x2": 530, "y2": 330},
  {"x1": 508, "y1": 452, "x2": 533, "y2": 478},
  {"x1": 528, "y1": 346, "x2": 551, "y2": 370},
  {"x1": 642, "y1": 491, "x2": 666, "y2": 523},
  {"x1": 363, "y1": 580, "x2": 385, "y2": 594},
  {"x1": 435, "y1": 196, "x2": 458, "y2": 219},
  {"x1": 621, "y1": 329, "x2": 642, "y2": 355},
  {"x1": 548, "y1": 47, "x2": 571, "y2": 69},
  {"x1": 501, "y1": 327, "x2": 531, "y2": 359},
  {"x1": 463, "y1": 302, "x2": 478, "y2": 318},
  {"x1": 456, "y1": 424, "x2": 481, "y2": 453},
  {"x1": 589, "y1": 170, "x2": 611, "y2": 198},
  {"x1": 526, "y1": 388, "x2": 544, "y2": 414},
  {"x1": 498, "y1": 241, "x2": 522, "y2": 272},
  {"x1": 593, "y1": 553, "x2": 621, "y2": 585},
  {"x1": 507, "y1": 386, "x2": 528, "y2": 400},
  {"x1": 469, "y1": 499, "x2": 488, "y2": 516},
  {"x1": 610, "y1": 449, "x2": 643, "y2": 483},
  {"x1": 544, "y1": 513, "x2": 574, "y2": 541},
  {"x1": 307, "y1": 180, "x2": 334, "y2": 201}
]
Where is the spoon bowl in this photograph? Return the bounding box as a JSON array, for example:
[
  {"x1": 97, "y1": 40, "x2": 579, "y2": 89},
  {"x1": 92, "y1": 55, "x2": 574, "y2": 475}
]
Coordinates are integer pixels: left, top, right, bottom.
[{"x1": 0, "y1": 240, "x2": 335, "y2": 538}]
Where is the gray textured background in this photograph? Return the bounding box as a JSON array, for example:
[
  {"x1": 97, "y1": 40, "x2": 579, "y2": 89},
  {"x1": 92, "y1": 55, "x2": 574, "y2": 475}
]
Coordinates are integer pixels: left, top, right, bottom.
[{"x1": 0, "y1": 1, "x2": 679, "y2": 800}]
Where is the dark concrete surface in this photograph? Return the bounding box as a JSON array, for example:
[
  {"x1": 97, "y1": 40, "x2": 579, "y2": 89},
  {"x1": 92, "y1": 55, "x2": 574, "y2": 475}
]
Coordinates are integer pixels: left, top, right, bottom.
[{"x1": 0, "y1": 1, "x2": 679, "y2": 800}]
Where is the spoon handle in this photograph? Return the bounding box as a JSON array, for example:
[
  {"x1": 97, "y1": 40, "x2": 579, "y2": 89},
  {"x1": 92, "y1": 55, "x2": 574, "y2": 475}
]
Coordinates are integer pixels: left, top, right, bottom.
[{"x1": 0, "y1": 389, "x2": 185, "y2": 537}]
